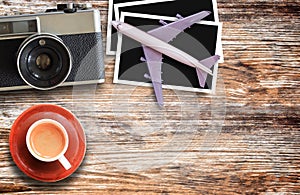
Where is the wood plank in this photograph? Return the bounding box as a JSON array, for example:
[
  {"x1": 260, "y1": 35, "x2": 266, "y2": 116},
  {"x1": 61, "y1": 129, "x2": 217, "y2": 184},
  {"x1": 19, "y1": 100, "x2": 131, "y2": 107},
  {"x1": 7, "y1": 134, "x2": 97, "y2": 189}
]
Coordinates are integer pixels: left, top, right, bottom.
[{"x1": 0, "y1": 0, "x2": 299, "y2": 194}]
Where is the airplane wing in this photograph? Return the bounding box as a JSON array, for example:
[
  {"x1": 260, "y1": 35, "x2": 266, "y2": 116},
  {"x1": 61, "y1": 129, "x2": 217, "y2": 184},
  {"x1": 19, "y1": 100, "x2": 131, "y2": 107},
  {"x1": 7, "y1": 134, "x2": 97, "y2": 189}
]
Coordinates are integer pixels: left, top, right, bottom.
[
  {"x1": 147, "y1": 11, "x2": 211, "y2": 43},
  {"x1": 142, "y1": 45, "x2": 164, "y2": 107}
]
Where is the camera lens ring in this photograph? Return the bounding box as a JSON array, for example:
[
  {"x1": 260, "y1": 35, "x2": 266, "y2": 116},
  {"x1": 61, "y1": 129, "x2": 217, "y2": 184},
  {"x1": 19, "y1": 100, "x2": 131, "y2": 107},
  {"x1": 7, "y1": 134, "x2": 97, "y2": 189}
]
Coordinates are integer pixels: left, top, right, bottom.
[{"x1": 17, "y1": 33, "x2": 72, "y2": 90}]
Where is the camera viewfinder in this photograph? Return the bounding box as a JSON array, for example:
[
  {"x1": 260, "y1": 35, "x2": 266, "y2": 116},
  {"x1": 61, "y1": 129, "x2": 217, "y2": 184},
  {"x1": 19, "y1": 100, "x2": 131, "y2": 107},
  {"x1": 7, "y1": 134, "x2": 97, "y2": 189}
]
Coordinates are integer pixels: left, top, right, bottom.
[
  {"x1": 0, "y1": 20, "x2": 38, "y2": 36},
  {"x1": 0, "y1": 22, "x2": 13, "y2": 35}
]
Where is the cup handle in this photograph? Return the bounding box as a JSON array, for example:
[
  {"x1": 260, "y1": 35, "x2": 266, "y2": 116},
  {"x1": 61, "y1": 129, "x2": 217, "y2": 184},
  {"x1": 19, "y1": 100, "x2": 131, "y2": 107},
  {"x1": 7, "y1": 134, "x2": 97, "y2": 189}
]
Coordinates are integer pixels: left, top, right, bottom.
[{"x1": 58, "y1": 155, "x2": 71, "y2": 170}]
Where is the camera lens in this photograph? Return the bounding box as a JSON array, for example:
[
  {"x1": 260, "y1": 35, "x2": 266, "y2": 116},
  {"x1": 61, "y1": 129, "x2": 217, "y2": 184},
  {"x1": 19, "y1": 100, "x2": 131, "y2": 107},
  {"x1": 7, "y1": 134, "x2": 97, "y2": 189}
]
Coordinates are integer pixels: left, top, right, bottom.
[
  {"x1": 36, "y1": 54, "x2": 51, "y2": 70},
  {"x1": 26, "y1": 46, "x2": 61, "y2": 81},
  {"x1": 17, "y1": 33, "x2": 72, "y2": 90}
]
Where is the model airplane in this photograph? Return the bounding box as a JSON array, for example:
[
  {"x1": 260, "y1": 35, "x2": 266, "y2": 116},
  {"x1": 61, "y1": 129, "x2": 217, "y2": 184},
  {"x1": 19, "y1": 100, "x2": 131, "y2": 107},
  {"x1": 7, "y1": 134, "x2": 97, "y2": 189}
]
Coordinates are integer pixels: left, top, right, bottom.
[{"x1": 112, "y1": 11, "x2": 220, "y2": 106}]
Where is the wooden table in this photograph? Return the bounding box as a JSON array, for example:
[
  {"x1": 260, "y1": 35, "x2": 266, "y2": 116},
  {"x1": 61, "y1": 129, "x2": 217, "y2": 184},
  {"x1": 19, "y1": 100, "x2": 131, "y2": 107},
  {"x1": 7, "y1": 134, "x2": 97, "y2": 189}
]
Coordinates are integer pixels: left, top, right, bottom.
[{"x1": 0, "y1": 0, "x2": 299, "y2": 194}]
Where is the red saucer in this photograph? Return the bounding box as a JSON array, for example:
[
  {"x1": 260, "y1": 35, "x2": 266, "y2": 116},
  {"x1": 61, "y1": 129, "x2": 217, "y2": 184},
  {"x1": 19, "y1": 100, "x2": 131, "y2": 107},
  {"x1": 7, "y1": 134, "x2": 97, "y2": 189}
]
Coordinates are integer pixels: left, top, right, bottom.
[{"x1": 9, "y1": 104, "x2": 86, "y2": 182}]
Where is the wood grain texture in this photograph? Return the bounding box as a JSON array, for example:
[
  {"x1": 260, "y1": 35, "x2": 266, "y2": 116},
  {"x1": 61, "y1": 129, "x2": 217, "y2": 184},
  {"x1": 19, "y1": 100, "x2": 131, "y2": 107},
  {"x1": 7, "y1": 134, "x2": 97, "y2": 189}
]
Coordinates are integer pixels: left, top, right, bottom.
[{"x1": 0, "y1": 0, "x2": 299, "y2": 194}]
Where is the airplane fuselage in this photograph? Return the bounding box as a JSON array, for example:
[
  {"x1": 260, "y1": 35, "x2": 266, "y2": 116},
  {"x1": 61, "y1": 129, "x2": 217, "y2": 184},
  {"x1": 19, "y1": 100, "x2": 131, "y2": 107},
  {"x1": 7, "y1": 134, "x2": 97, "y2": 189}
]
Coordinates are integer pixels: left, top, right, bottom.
[{"x1": 113, "y1": 22, "x2": 213, "y2": 75}]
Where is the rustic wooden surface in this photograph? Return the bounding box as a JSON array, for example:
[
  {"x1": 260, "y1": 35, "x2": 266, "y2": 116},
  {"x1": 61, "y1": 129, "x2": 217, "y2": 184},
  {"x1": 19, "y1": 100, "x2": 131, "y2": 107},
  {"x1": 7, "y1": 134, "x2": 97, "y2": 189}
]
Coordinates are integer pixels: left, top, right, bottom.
[{"x1": 0, "y1": 0, "x2": 299, "y2": 194}]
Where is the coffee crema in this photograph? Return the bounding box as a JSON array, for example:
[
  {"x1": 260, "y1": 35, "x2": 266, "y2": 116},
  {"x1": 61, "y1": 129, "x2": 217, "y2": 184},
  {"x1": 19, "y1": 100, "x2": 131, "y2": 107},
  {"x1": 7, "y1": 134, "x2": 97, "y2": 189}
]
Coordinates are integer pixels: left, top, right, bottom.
[{"x1": 29, "y1": 123, "x2": 66, "y2": 159}]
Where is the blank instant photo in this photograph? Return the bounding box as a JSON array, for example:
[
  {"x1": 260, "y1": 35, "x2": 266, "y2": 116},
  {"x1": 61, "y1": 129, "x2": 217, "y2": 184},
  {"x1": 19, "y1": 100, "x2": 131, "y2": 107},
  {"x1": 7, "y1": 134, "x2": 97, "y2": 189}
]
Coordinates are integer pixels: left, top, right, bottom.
[
  {"x1": 114, "y1": 12, "x2": 222, "y2": 93},
  {"x1": 106, "y1": 0, "x2": 219, "y2": 55}
]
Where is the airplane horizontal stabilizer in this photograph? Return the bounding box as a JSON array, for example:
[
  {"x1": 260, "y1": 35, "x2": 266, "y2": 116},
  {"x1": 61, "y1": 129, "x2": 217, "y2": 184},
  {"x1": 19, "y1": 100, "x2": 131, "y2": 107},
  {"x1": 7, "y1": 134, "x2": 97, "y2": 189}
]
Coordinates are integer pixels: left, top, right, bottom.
[{"x1": 196, "y1": 55, "x2": 220, "y2": 87}]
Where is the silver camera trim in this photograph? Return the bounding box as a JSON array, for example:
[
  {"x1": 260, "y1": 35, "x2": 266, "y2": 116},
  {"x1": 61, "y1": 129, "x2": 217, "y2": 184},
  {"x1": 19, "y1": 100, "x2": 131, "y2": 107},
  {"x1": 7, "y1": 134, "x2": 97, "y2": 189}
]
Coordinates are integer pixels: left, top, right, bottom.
[{"x1": 17, "y1": 33, "x2": 72, "y2": 90}]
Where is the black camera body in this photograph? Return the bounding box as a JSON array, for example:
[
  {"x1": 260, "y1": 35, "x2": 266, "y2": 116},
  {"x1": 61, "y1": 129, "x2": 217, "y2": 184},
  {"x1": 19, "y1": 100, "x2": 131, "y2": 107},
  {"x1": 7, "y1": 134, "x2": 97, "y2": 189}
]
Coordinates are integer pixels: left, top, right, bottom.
[{"x1": 0, "y1": 4, "x2": 105, "y2": 91}]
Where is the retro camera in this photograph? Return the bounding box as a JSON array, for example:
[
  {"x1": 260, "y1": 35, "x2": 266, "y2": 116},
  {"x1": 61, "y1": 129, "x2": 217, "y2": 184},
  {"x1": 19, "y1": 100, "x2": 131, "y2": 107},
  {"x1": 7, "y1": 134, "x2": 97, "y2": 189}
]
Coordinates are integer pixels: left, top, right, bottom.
[{"x1": 0, "y1": 3, "x2": 105, "y2": 91}]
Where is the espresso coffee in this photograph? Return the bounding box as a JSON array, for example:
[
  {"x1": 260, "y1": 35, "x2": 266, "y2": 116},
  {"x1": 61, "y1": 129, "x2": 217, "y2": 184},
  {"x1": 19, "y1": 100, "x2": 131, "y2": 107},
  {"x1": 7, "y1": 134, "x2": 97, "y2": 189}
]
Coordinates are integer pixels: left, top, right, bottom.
[{"x1": 29, "y1": 122, "x2": 66, "y2": 159}]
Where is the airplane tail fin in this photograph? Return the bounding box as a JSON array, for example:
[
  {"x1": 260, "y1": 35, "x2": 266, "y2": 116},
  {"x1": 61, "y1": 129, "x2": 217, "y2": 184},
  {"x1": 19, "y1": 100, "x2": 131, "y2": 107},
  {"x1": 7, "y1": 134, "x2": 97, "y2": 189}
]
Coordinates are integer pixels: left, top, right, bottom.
[{"x1": 196, "y1": 55, "x2": 220, "y2": 87}]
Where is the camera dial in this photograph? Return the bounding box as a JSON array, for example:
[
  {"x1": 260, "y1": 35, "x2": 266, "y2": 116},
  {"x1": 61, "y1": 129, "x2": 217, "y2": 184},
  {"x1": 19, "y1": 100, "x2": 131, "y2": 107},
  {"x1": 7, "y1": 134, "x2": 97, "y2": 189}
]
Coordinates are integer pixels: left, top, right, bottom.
[{"x1": 17, "y1": 33, "x2": 72, "y2": 90}]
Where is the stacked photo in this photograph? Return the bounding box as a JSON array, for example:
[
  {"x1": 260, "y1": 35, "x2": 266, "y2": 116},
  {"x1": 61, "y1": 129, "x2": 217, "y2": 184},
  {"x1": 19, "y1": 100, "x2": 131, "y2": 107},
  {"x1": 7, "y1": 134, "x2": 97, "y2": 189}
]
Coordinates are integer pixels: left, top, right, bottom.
[{"x1": 107, "y1": 0, "x2": 223, "y2": 94}]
